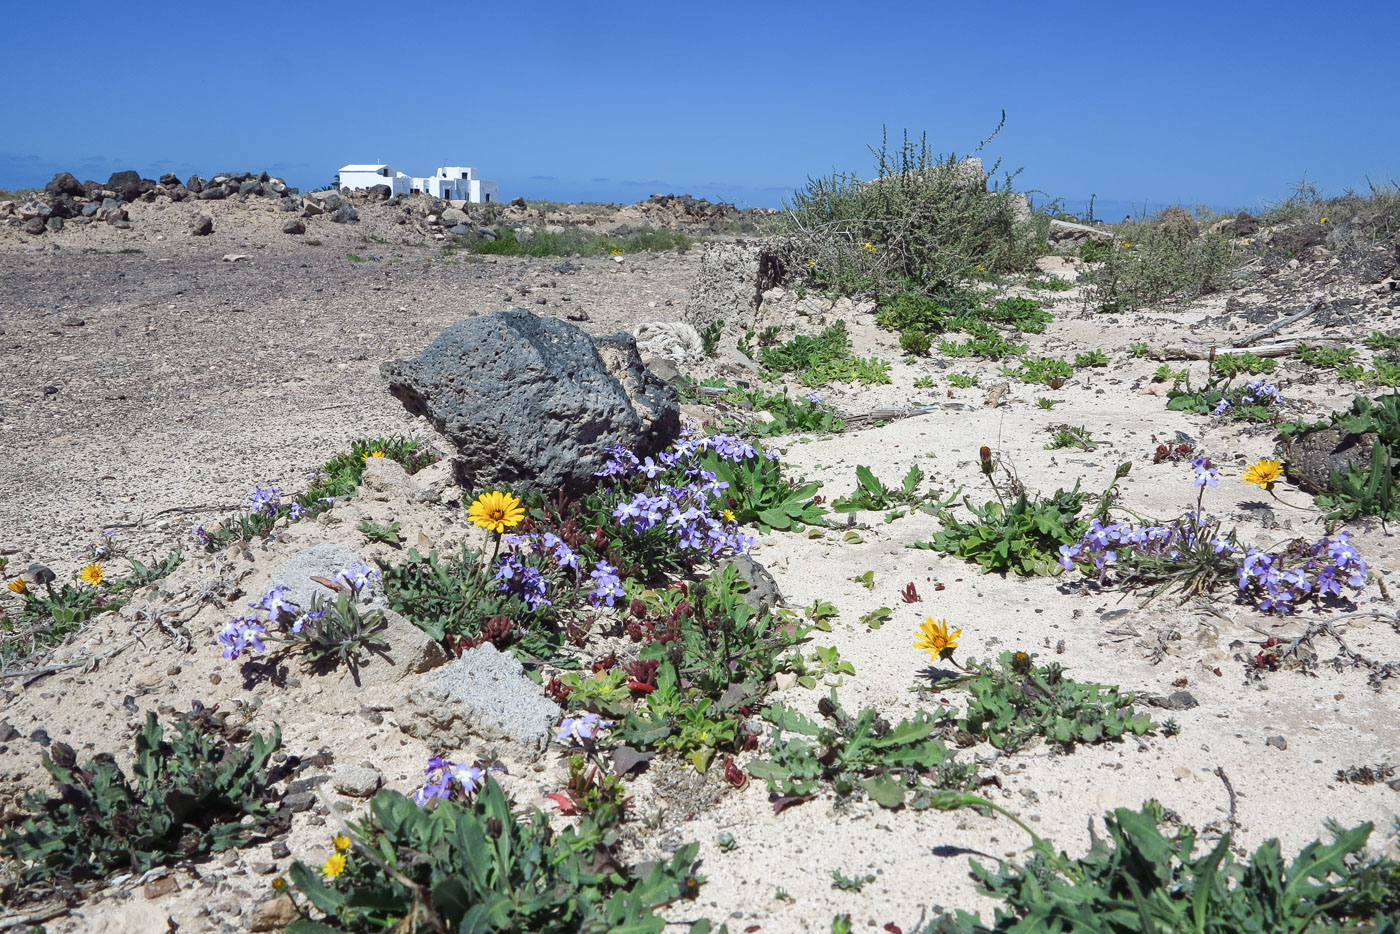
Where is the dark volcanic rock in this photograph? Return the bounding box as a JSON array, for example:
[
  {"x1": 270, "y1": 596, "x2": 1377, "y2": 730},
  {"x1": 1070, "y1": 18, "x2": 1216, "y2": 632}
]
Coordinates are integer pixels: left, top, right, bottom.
[
  {"x1": 281, "y1": 218, "x2": 305, "y2": 235},
  {"x1": 107, "y1": 170, "x2": 140, "y2": 190},
  {"x1": 44, "y1": 172, "x2": 83, "y2": 197},
  {"x1": 1233, "y1": 211, "x2": 1260, "y2": 237},
  {"x1": 191, "y1": 214, "x2": 214, "y2": 236},
  {"x1": 1273, "y1": 223, "x2": 1328, "y2": 256},
  {"x1": 1281, "y1": 425, "x2": 1382, "y2": 494},
  {"x1": 382, "y1": 309, "x2": 680, "y2": 496},
  {"x1": 330, "y1": 204, "x2": 358, "y2": 224}
]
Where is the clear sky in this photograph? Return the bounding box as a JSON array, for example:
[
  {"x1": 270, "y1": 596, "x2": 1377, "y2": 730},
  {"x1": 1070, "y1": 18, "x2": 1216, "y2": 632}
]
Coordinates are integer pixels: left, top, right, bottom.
[{"x1": 3, "y1": 0, "x2": 1395, "y2": 214}]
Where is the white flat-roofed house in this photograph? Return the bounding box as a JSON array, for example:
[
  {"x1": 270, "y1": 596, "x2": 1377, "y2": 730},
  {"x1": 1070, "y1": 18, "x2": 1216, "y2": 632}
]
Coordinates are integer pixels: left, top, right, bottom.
[
  {"x1": 336, "y1": 164, "x2": 413, "y2": 196},
  {"x1": 336, "y1": 163, "x2": 499, "y2": 203}
]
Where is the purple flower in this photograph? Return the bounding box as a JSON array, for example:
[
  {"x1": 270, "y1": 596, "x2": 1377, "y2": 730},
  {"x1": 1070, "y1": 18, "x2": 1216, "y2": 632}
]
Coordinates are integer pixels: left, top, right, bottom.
[
  {"x1": 252, "y1": 585, "x2": 298, "y2": 623},
  {"x1": 333, "y1": 562, "x2": 379, "y2": 594},
  {"x1": 589, "y1": 560, "x2": 624, "y2": 607},
  {"x1": 558, "y1": 712, "x2": 612, "y2": 744},
  {"x1": 412, "y1": 758, "x2": 490, "y2": 806},
  {"x1": 244, "y1": 485, "x2": 282, "y2": 517},
  {"x1": 217, "y1": 618, "x2": 267, "y2": 660},
  {"x1": 1191, "y1": 458, "x2": 1218, "y2": 488}
]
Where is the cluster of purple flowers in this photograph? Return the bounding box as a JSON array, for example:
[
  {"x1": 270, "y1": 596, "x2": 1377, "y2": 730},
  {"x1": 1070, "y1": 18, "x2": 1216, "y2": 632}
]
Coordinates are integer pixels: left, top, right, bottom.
[
  {"x1": 1059, "y1": 514, "x2": 1233, "y2": 574},
  {"x1": 557, "y1": 711, "x2": 611, "y2": 745},
  {"x1": 244, "y1": 485, "x2": 283, "y2": 517},
  {"x1": 1212, "y1": 378, "x2": 1283, "y2": 416},
  {"x1": 596, "y1": 435, "x2": 758, "y2": 560},
  {"x1": 1237, "y1": 531, "x2": 1368, "y2": 614},
  {"x1": 411, "y1": 757, "x2": 497, "y2": 806},
  {"x1": 216, "y1": 563, "x2": 378, "y2": 660}
]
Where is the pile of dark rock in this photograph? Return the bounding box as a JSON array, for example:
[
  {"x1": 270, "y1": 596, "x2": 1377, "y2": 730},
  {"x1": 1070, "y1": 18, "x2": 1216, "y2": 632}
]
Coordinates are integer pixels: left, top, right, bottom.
[{"x1": 0, "y1": 169, "x2": 311, "y2": 235}]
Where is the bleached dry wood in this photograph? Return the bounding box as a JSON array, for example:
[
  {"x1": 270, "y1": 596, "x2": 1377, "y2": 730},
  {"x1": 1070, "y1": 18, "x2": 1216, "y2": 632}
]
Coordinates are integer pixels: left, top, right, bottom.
[
  {"x1": 1148, "y1": 340, "x2": 1338, "y2": 361},
  {"x1": 1232, "y1": 300, "x2": 1324, "y2": 346}
]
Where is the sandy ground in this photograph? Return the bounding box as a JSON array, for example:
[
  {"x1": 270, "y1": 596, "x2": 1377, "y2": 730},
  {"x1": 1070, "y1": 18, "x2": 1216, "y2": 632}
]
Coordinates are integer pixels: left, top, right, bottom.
[{"x1": 1, "y1": 203, "x2": 1399, "y2": 933}]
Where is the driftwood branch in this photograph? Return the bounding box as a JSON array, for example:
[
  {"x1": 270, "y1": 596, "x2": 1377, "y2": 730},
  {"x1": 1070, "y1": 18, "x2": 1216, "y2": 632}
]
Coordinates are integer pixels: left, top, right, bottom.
[
  {"x1": 1148, "y1": 340, "x2": 1337, "y2": 362},
  {"x1": 1233, "y1": 300, "x2": 1325, "y2": 347}
]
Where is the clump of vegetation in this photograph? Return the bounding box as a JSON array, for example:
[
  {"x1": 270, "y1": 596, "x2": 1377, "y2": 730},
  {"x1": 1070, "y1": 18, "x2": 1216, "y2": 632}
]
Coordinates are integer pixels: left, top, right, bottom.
[
  {"x1": 1297, "y1": 343, "x2": 1359, "y2": 370},
  {"x1": 1082, "y1": 210, "x2": 1236, "y2": 312},
  {"x1": 781, "y1": 120, "x2": 1045, "y2": 301},
  {"x1": 759, "y1": 320, "x2": 891, "y2": 386},
  {"x1": 680, "y1": 379, "x2": 846, "y2": 438},
  {"x1": 929, "y1": 651, "x2": 1153, "y2": 752},
  {"x1": 747, "y1": 692, "x2": 978, "y2": 809},
  {"x1": 830, "y1": 464, "x2": 951, "y2": 520},
  {"x1": 470, "y1": 225, "x2": 692, "y2": 257},
  {"x1": 0, "y1": 708, "x2": 283, "y2": 889},
  {"x1": 925, "y1": 801, "x2": 1400, "y2": 934},
  {"x1": 1045, "y1": 426, "x2": 1095, "y2": 451},
  {"x1": 2, "y1": 544, "x2": 183, "y2": 667},
  {"x1": 1015, "y1": 356, "x2": 1074, "y2": 387},
  {"x1": 285, "y1": 780, "x2": 702, "y2": 933},
  {"x1": 1212, "y1": 351, "x2": 1276, "y2": 377},
  {"x1": 875, "y1": 292, "x2": 1049, "y2": 362}
]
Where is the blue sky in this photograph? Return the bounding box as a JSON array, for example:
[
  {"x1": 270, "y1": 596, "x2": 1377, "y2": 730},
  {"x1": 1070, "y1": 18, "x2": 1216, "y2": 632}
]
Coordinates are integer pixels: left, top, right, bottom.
[{"x1": 3, "y1": 0, "x2": 1395, "y2": 213}]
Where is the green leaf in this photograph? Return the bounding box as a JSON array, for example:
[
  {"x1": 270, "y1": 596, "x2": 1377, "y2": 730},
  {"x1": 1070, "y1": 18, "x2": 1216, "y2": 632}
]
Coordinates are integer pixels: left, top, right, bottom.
[{"x1": 860, "y1": 773, "x2": 906, "y2": 809}]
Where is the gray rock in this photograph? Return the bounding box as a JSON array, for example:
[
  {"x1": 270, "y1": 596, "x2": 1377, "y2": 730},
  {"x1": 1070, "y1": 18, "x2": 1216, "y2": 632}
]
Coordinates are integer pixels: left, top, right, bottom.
[
  {"x1": 440, "y1": 206, "x2": 469, "y2": 226},
  {"x1": 683, "y1": 237, "x2": 800, "y2": 337},
  {"x1": 197, "y1": 186, "x2": 227, "y2": 201},
  {"x1": 1265, "y1": 735, "x2": 1288, "y2": 750},
  {"x1": 331, "y1": 764, "x2": 382, "y2": 798},
  {"x1": 16, "y1": 199, "x2": 51, "y2": 220},
  {"x1": 476, "y1": 226, "x2": 498, "y2": 240},
  {"x1": 1281, "y1": 425, "x2": 1381, "y2": 495},
  {"x1": 301, "y1": 197, "x2": 324, "y2": 217},
  {"x1": 186, "y1": 174, "x2": 205, "y2": 193},
  {"x1": 191, "y1": 214, "x2": 213, "y2": 236},
  {"x1": 397, "y1": 643, "x2": 558, "y2": 756},
  {"x1": 715, "y1": 554, "x2": 785, "y2": 615},
  {"x1": 45, "y1": 216, "x2": 63, "y2": 233},
  {"x1": 449, "y1": 223, "x2": 473, "y2": 236},
  {"x1": 382, "y1": 309, "x2": 680, "y2": 497},
  {"x1": 268, "y1": 542, "x2": 382, "y2": 612},
  {"x1": 281, "y1": 218, "x2": 305, "y2": 235},
  {"x1": 1158, "y1": 206, "x2": 1199, "y2": 240},
  {"x1": 1049, "y1": 219, "x2": 1113, "y2": 244},
  {"x1": 238, "y1": 180, "x2": 264, "y2": 197},
  {"x1": 358, "y1": 456, "x2": 428, "y2": 504},
  {"x1": 22, "y1": 217, "x2": 46, "y2": 235},
  {"x1": 331, "y1": 204, "x2": 359, "y2": 224}
]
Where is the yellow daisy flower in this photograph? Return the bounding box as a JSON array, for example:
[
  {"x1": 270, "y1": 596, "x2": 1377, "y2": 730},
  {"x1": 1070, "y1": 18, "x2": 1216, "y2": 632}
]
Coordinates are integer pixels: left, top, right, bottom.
[
  {"x1": 468, "y1": 490, "x2": 525, "y2": 534},
  {"x1": 723, "y1": 509, "x2": 736, "y2": 523},
  {"x1": 271, "y1": 877, "x2": 287, "y2": 891},
  {"x1": 362, "y1": 450, "x2": 386, "y2": 462},
  {"x1": 322, "y1": 852, "x2": 347, "y2": 878},
  {"x1": 807, "y1": 258, "x2": 817, "y2": 266},
  {"x1": 333, "y1": 834, "x2": 351, "y2": 852},
  {"x1": 79, "y1": 563, "x2": 104, "y2": 586},
  {"x1": 1320, "y1": 216, "x2": 1328, "y2": 223},
  {"x1": 914, "y1": 618, "x2": 961, "y2": 661},
  {"x1": 7, "y1": 577, "x2": 27, "y2": 595},
  {"x1": 1243, "y1": 458, "x2": 1284, "y2": 492}
]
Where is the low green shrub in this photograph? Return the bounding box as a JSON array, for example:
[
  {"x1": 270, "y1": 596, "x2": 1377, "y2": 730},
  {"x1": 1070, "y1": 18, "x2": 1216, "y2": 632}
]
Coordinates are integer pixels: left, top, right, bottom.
[
  {"x1": 471, "y1": 226, "x2": 692, "y2": 257},
  {"x1": 780, "y1": 121, "x2": 1045, "y2": 300},
  {"x1": 926, "y1": 801, "x2": 1400, "y2": 934},
  {"x1": 934, "y1": 651, "x2": 1153, "y2": 752},
  {"x1": 285, "y1": 780, "x2": 703, "y2": 934},
  {"x1": 1083, "y1": 218, "x2": 1235, "y2": 312},
  {"x1": 747, "y1": 692, "x2": 978, "y2": 809},
  {"x1": 759, "y1": 321, "x2": 891, "y2": 386},
  {"x1": 0, "y1": 709, "x2": 283, "y2": 886}
]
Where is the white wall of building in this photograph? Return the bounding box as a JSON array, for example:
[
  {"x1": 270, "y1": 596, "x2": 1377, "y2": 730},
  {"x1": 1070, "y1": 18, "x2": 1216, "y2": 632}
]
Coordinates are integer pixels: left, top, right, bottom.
[{"x1": 338, "y1": 163, "x2": 498, "y2": 202}]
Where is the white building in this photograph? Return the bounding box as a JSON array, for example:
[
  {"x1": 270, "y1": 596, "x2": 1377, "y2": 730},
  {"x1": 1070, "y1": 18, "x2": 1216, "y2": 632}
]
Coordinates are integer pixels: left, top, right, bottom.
[{"x1": 335, "y1": 163, "x2": 499, "y2": 203}]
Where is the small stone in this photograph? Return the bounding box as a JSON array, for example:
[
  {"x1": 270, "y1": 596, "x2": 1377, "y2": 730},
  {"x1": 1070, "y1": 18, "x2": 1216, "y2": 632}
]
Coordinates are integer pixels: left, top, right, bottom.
[
  {"x1": 166, "y1": 664, "x2": 181, "y2": 676},
  {"x1": 62, "y1": 316, "x2": 85, "y2": 327},
  {"x1": 269, "y1": 840, "x2": 291, "y2": 860},
  {"x1": 191, "y1": 214, "x2": 213, "y2": 236},
  {"x1": 249, "y1": 861, "x2": 277, "y2": 875},
  {"x1": 332, "y1": 764, "x2": 382, "y2": 798},
  {"x1": 29, "y1": 728, "x2": 50, "y2": 747},
  {"x1": 250, "y1": 896, "x2": 298, "y2": 932},
  {"x1": 143, "y1": 876, "x2": 179, "y2": 898},
  {"x1": 1265, "y1": 735, "x2": 1288, "y2": 750},
  {"x1": 284, "y1": 791, "x2": 317, "y2": 812}
]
